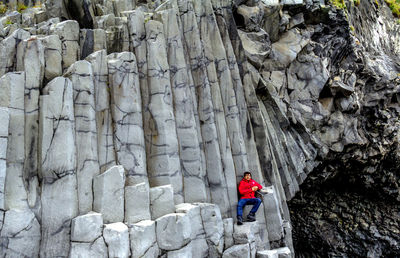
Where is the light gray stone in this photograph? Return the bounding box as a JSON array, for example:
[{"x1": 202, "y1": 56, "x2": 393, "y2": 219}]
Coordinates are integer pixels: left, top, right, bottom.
[
  {"x1": 0, "y1": 29, "x2": 30, "y2": 77},
  {"x1": 156, "y1": 213, "x2": 192, "y2": 250},
  {"x1": 257, "y1": 247, "x2": 291, "y2": 258},
  {"x1": 70, "y1": 237, "x2": 108, "y2": 258},
  {"x1": 93, "y1": 165, "x2": 125, "y2": 223},
  {"x1": 129, "y1": 220, "x2": 159, "y2": 258},
  {"x1": 144, "y1": 20, "x2": 183, "y2": 204},
  {"x1": 108, "y1": 52, "x2": 147, "y2": 185},
  {"x1": 222, "y1": 244, "x2": 251, "y2": 258},
  {"x1": 175, "y1": 203, "x2": 204, "y2": 240},
  {"x1": 0, "y1": 159, "x2": 5, "y2": 211},
  {"x1": 39, "y1": 35, "x2": 62, "y2": 81},
  {"x1": 86, "y1": 50, "x2": 116, "y2": 173},
  {"x1": 39, "y1": 77, "x2": 78, "y2": 257},
  {"x1": 233, "y1": 221, "x2": 260, "y2": 244},
  {"x1": 103, "y1": 222, "x2": 130, "y2": 258},
  {"x1": 150, "y1": 185, "x2": 175, "y2": 220},
  {"x1": 0, "y1": 107, "x2": 9, "y2": 136},
  {"x1": 281, "y1": 0, "x2": 303, "y2": 4},
  {"x1": 50, "y1": 20, "x2": 80, "y2": 71},
  {"x1": 0, "y1": 209, "x2": 40, "y2": 257},
  {"x1": 223, "y1": 218, "x2": 234, "y2": 249},
  {"x1": 197, "y1": 203, "x2": 224, "y2": 256},
  {"x1": 125, "y1": 182, "x2": 151, "y2": 224},
  {"x1": 167, "y1": 241, "x2": 193, "y2": 258},
  {"x1": 191, "y1": 238, "x2": 209, "y2": 258},
  {"x1": 65, "y1": 60, "x2": 100, "y2": 214},
  {"x1": 71, "y1": 212, "x2": 103, "y2": 242},
  {"x1": 262, "y1": 186, "x2": 284, "y2": 241},
  {"x1": 0, "y1": 73, "x2": 27, "y2": 210}
]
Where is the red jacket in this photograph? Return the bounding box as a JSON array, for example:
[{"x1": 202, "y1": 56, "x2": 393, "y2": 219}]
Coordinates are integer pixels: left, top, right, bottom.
[{"x1": 238, "y1": 179, "x2": 262, "y2": 199}]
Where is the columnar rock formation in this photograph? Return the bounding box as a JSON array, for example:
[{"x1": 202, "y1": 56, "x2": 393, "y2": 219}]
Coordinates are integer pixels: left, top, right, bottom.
[{"x1": 0, "y1": 0, "x2": 398, "y2": 257}]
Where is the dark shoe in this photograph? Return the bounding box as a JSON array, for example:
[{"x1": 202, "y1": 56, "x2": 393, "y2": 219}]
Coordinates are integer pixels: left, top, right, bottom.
[
  {"x1": 237, "y1": 216, "x2": 243, "y2": 225},
  {"x1": 247, "y1": 212, "x2": 256, "y2": 222}
]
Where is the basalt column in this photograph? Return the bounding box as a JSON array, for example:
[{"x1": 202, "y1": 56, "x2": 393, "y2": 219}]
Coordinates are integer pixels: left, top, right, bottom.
[
  {"x1": 16, "y1": 37, "x2": 45, "y2": 214},
  {"x1": 86, "y1": 50, "x2": 116, "y2": 173},
  {"x1": 0, "y1": 73, "x2": 29, "y2": 211},
  {"x1": 39, "y1": 77, "x2": 78, "y2": 257},
  {"x1": 107, "y1": 52, "x2": 147, "y2": 186},
  {"x1": 144, "y1": 20, "x2": 183, "y2": 204},
  {"x1": 155, "y1": 9, "x2": 208, "y2": 203},
  {"x1": 65, "y1": 60, "x2": 100, "y2": 214},
  {"x1": 177, "y1": 0, "x2": 231, "y2": 217},
  {"x1": 193, "y1": 0, "x2": 238, "y2": 216}
]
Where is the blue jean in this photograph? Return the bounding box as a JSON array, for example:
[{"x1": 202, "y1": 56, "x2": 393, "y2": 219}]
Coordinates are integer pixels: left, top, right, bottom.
[{"x1": 237, "y1": 198, "x2": 262, "y2": 217}]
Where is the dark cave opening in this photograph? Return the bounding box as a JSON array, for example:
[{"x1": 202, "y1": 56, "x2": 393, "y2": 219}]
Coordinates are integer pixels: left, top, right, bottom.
[{"x1": 288, "y1": 154, "x2": 400, "y2": 257}]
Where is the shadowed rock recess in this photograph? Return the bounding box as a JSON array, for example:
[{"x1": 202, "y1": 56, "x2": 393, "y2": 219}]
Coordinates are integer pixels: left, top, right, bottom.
[{"x1": 0, "y1": 0, "x2": 398, "y2": 257}]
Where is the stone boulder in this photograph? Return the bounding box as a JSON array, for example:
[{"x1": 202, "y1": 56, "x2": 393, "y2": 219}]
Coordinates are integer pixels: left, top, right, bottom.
[
  {"x1": 103, "y1": 222, "x2": 130, "y2": 258},
  {"x1": 150, "y1": 185, "x2": 175, "y2": 220},
  {"x1": 129, "y1": 220, "x2": 159, "y2": 258},
  {"x1": 71, "y1": 212, "x2": 103, "y2": 242},
  {"x1": 93, "y1": 165, "x2": 125, "y2": 223},
  {"x1": 222, "y1": 244, "x2": 251, "y2": 258},
  {"x1": 155, "y1": 213, "x2": 192, "y2": 251}
]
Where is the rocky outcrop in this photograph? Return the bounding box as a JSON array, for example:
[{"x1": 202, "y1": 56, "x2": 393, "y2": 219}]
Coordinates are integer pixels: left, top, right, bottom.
[{"x1": 0, "y1": 0, "x2": 398, "y2": 257}]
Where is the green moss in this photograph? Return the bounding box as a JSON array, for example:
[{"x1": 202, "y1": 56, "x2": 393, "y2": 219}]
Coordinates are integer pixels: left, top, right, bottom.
[
  {"x1": 350, "y1": 25, "x2": 355, "y2": 31},
  {"x1": 385, "y1": 0, "x2": 400, "y2": 18},
  {"x1": 5, "y1": 19, "x2": 12, "y2": 25},
  {"x1": 0, "y1": 2, "x2": 7, "y2": 14},
  {"x1": 354, "y1": 0, "x2": 360, "y2": 6},
  {"x1": 17, "y1": 3, "x2": 27, "y2": 12},
  {"x1": 331, "y1": 0, "x2": 347, "y2": 9}
]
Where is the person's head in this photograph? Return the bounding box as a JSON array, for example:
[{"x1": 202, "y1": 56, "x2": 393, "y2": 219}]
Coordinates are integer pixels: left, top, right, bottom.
[{"x1": 243, "y1": 172, "x2": 251, "y2": 180}]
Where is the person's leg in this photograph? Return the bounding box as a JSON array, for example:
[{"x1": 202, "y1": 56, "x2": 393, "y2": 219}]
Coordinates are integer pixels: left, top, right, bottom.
[
  {"x1": 237, "y1": 199, "x2": 248, "y2": 217},
  {"x1": 237, "y1": 199, "x2": 248, "y2": 225},
  {"x1": 246, "y1": 198, "x2": 262, "y2": 221},
  {"x1": 249, "y1": 198, "x2": 262, "y2": 214}
]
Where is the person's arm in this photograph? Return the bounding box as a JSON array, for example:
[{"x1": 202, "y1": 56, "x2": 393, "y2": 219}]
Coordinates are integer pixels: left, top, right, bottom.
[
  {"x1": 255, "y1": 181, "x2": 262, "y2": 190},
  {"x1": 251, "y1": 180, "x2": 262, "y2": 191},
  {"x1": 238, "y1": 181, "x2": 253, "y2": 195}
]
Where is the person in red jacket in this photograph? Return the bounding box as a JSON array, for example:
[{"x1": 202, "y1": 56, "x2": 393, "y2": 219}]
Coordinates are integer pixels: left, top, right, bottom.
[{"x1": 237, "y1": 171, "x2": 262, "y2": 225}]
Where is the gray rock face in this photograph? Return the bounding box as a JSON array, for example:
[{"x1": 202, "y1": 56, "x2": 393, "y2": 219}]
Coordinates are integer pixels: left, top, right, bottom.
[{"x1": 150, "y1": 184, "x2": 175, "y2": 220}]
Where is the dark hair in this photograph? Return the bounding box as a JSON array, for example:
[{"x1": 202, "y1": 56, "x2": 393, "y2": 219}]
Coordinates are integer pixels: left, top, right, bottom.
[{"x1": 243, "y1": 171, "x2": 251, "y2": 177}]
